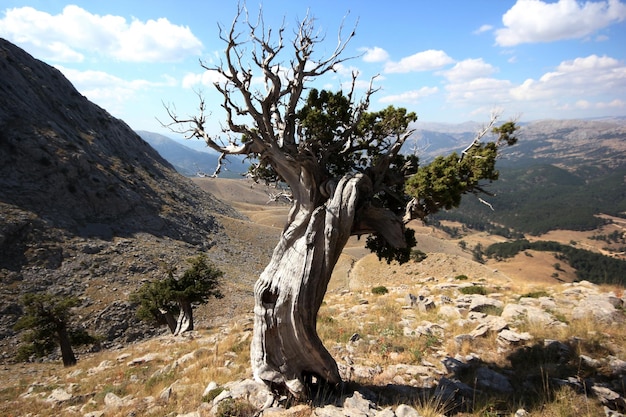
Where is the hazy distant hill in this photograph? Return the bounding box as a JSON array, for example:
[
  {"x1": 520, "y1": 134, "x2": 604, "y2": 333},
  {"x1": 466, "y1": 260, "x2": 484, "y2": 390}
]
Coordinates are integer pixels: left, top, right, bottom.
[
  {"x1": 414, "y1": 118, "x2": 626, "y2": 166},
  {"x1": 422, "y1": 118, "x2": 626, "y2": 235},
  {"x1": 137, "y1": 131, "x2": 248, "y2": 178}
]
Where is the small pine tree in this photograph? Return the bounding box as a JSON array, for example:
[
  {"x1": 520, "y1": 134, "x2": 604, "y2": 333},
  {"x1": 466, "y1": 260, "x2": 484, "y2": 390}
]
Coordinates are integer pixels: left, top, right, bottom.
[
  {"x1": 130, "y1": 255, "x2": 224, "y2": 335},
  {"x1": 14, "y1": 293, "x2": 96, "y2": 366}
]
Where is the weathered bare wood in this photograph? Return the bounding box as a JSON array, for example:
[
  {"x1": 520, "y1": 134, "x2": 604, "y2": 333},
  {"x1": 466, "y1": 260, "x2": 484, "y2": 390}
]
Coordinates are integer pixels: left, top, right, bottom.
[{"x1": 251, "y1": 174, "x2": 367, "y2": 397}]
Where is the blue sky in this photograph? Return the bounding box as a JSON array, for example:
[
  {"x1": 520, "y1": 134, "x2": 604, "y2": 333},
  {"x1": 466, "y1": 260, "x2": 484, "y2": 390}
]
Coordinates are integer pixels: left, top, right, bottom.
[{"x1": 2, "y1": 0, "x2": 626, "y2": 140}]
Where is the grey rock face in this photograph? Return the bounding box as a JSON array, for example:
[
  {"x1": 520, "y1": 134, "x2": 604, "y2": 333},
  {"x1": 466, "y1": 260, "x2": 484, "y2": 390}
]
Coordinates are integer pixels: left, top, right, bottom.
[{"x1": 0, "y1": 39, "x2": 246, "y2": 354}]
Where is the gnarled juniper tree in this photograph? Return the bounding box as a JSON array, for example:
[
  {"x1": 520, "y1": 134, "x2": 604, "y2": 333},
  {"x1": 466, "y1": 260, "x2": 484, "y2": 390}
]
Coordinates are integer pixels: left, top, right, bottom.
[
  {"x1": 131, "y1": 255, "x2": 223, "y2": 336},
  {"x1": 165, "y1": 6, "x2": 518, "y2": 399},
  {"x1": 14, "y1": 293, "x2": 96, "y2": 366}
]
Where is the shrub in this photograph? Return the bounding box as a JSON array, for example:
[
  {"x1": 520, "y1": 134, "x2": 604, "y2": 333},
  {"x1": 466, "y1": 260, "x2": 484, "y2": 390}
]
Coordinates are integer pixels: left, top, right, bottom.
[
  {"x1": 521, "y1": 290, "x2": 549, "y2": 299},
  {"x1": 215, "y1": 398, "x2": 257, "y2": 417},
  {"x1": 455, "y1": 274, "x2": 469, "y2": 281},
  {"x1": 411, "y1": 249, "x2": 428, "y2": 262},
  {"x1": 371, "y1": 286, "x2": 389, "y2": 295},
  {"x1": 202, "y1": 387, "x2": 225, "y2": 403},
  {"x1": 459, "y1": 285, "x2": 488, "y2": 295}
]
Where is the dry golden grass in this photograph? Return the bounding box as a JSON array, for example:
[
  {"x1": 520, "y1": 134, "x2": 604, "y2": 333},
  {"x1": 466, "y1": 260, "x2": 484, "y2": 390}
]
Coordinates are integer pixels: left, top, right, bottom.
[
  {"x1": 4, "y1": 178, "x2": 624, "y2": 417},
  {"x1": 0, "y1": 326, "x2": 254, "y2": 417}
]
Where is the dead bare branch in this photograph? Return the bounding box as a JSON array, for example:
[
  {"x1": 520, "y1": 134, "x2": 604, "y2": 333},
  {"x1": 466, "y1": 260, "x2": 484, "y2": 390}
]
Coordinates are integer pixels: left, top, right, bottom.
[{"x1": 459, "y1": 110, "x2": 500, "y2": 163}]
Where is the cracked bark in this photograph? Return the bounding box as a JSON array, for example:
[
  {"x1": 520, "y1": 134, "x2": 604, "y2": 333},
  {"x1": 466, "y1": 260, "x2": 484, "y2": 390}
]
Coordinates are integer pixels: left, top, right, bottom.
[{"x1": 250, "y1": 173, "x2": 405, "y2": 397}]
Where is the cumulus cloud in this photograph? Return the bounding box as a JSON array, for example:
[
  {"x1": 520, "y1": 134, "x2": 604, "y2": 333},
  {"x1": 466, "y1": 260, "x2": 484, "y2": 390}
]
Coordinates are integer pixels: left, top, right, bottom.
[
  {"x1": 562, "y1": 98, "x2": 625, "y2": 110},
  {"x1": 359, "y1": 46, "x2": 390, "y2": 63},
  {"x1": 510, "y1": 54, "x2": 626, "y2": 101},
  {"x1": 0, "y1": 5, "x2": 203, "y2": 62},
  {"x1": 474, "y1": 24, "x2": 494, "y2": 34},
  {"x1": 384, "y1": 50, "x2": 454, "y2": 73},
  {"x1": 445, "y1": 78, "x2": 514, "y2": 105},
  {"x1": 441, "y1": 58, "x2": 498, "y2": 82},
  {"x1": 182, "y1": 70, "x2": 227, "y2": 88},
  {"x1": 56, "y1": 65, "x2": 176, "y2": 112},
  {"x1": 379, "y1": 86, "x2": 439, "y2": 104},
  {"x1": 495, "y1": 0, "x2": 626, "y2": 46},
  {"x1": 439, "y1": 54, "x2": 626, "y2": 119}
]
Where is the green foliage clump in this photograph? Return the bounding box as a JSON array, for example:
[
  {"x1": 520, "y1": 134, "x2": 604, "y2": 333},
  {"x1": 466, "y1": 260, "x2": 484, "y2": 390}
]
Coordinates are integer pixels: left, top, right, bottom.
[
  {"x1": 366, "y1": 228, "x2": 417, "y2": 264},
  {"x1": 459, "y1": 285, "x2": 488, "y2": 295},
  {"x1": 410, "y1": 249, "x2": 428, "y2": 263},
  {"x1": 130, "y1": 255, "x2": 224, "y2": 333},
  {"x1": 405, "y1": 122, "x2": 517, "y2": 219},
  {"x1": 455, "y1": 274, "x2": 469, "y2": 281},
  {"x1": 215, "y1": 398, "x2": 257, "y2": 417},
  {"x1": 371, "y1": 286, "x2": 389, "y2": 295},
  {"x1": 14, "y1": 293, "x2": 96, "y2": 366}
]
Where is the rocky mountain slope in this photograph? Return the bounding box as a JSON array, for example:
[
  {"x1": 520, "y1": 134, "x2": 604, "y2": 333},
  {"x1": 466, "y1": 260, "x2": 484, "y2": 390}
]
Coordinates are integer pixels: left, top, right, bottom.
[{"x1": 0, "y1": 38, "x2": 250, "y2": 356}]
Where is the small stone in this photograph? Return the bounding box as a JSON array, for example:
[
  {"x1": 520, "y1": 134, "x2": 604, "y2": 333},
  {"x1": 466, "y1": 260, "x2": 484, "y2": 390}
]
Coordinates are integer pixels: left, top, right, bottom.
[
  {"x1": 159, "y1": 385, "x2": 173, "y2": 402},
  {"x1": 202, "y1": 381, "x2": 219, "y2": 397},
  {"x1": 497, "y1": 329, "x2": 532, "y2": 345},
  {"x1": 395, "y1": 404, "x2": 421, "y2": 417},
  {"x1": 343, "y1": 391, "x2": 375, "y2": 413},
  {"x1": 46, "y1": 388, "x2": 72, "y2": 404}
]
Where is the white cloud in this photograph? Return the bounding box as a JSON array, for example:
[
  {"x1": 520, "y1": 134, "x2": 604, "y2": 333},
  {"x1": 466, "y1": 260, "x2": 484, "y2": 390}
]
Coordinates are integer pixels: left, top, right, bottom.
[
  {"x1": 379, "y1": 86, "x2": 439, "y2": 104},
  {"x1": 55, "y1": 65, "x2": 175, "y2": 113},
  {"x1": 341, "y1": 78, "x2": 379, "y2": 91},
  {"x1": 510, "y1": 54, "x2": 626, "y2": 101},
  {"x1": 182, "y1": 70, "x2": 227, "y2": 88},
  {"x1": 597, "y1": 98, "x2": 626, "y2": 108},
  {"x1": 474, "y1": 24, "x2": 494, "y2": 34},
  {"x1": 0, "y1": 5, "x2": 203, "y2": 62},
  {"x1": 359, "y1": 46, "x2": 390, "y2": 63},
  {"x1": 562, "y1": 98, "x2": 625, "y2": 110},
  {"x1": 495, "y1": 0, "x2": 626, "y2": 46},
  {"x1": 445, "y1": 78, "x2": 514, "y2": 105},
  {"x1": 441, "y1": 58, "x2": 497, "y2": 82},
  {"x1": 384, "y1": 50, "x2": 454, "y2": 73}
]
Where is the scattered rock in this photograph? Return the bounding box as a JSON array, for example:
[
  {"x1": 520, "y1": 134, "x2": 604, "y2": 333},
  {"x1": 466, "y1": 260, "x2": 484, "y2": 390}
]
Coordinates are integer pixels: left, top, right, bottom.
[
  {"x1": 127, "y1": 352, "x2": 160, "y2": 366},
  {"x1": 475, "y1": 367, "x2": 513, "y2": 393},
  {"x1": 343, "y1": 391, "x2": 375, "y2": 414},
  {"x1": 497, "y1": 329, "x2": 532, "y2": 345},
  {"x1": 104, "y1": 392, "x2": 134, "y2": 408},
  {"x1": 467, "y1": 295, "x2": 504, "y2": 313},
  {"x1": 394, "y1": 404, "x2": 420, "y2": 417},
  {"x1": 592, "y1": 386, "x2": 626, "y2": 412},
  {"x1": 46, "y1": 388, "x2": 72, "y2": 404}
]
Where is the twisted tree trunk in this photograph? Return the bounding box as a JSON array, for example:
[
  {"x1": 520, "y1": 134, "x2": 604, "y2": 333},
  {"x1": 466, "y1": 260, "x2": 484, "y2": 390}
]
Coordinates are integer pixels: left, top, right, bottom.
[
  {"x1": 159, "y1": 309, "x2": 178, "y2": 334},
  {"x1": 251, "y1": 174, "x2": 368, "y2": 397},
  {"x1": 174, "y1": 300, "x2": 193, "y2": 336},
  {"x1": 56, "y1": 324, "x2": 77, "y2": 367}
]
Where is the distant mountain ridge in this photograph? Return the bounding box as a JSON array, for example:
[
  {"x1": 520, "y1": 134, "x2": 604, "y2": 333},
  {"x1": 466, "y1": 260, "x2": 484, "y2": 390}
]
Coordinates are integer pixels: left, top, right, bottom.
[
  {"x1": 414, "y1": 118, "x2": 626, "y2": 171},
  {"x1": 137, "y1": 113, "x2": 626, "y2": 236},
  {"x1": 137, "y1": 130, "x2": 248, "y2": 178}
]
